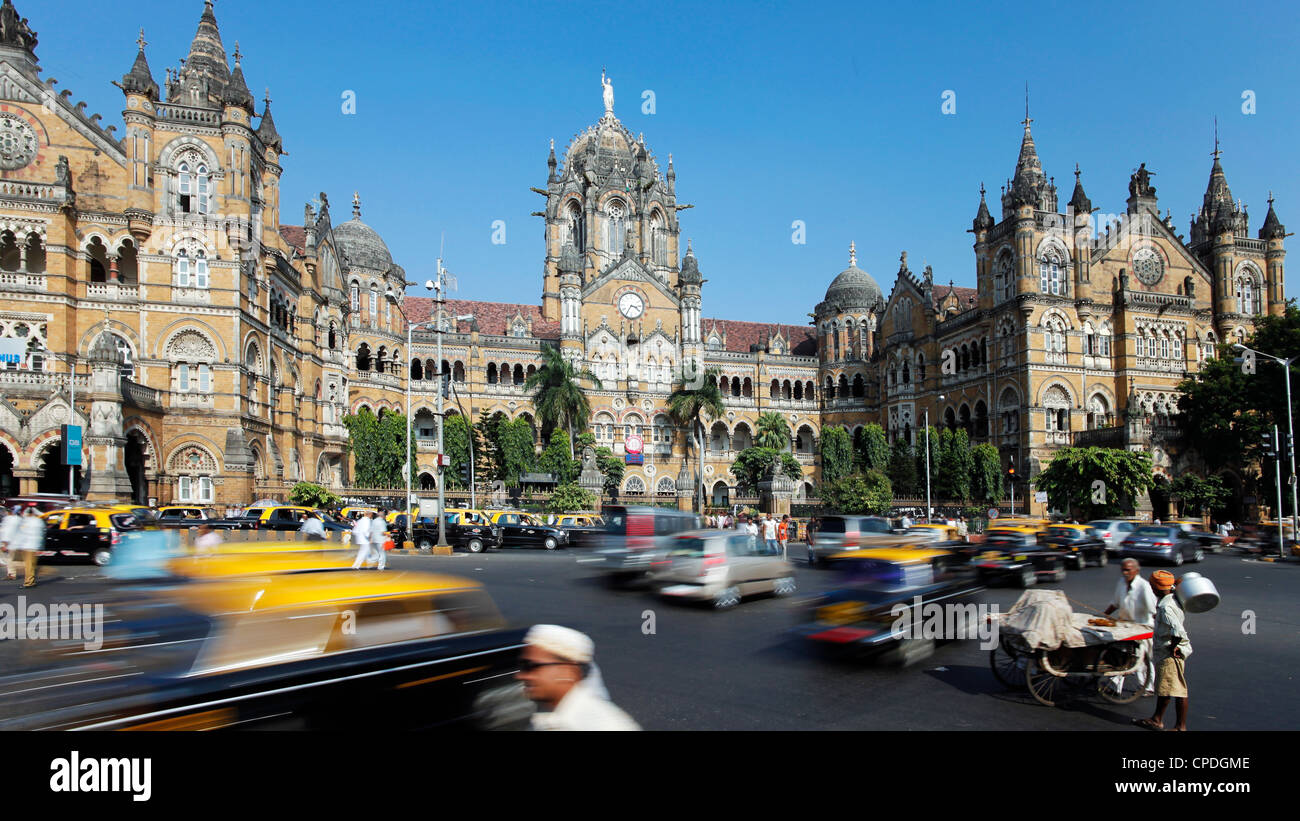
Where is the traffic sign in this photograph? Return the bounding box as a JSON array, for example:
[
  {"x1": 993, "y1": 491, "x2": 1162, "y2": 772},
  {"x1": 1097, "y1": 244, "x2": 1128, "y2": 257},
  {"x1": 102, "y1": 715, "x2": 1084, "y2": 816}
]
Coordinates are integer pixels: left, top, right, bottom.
[
  {"x1": 625, "y1": 435, "x2": 643, "y2": 454},
  {"x1": 987, "y1": 508, "x2": 999, "y2": 519}
]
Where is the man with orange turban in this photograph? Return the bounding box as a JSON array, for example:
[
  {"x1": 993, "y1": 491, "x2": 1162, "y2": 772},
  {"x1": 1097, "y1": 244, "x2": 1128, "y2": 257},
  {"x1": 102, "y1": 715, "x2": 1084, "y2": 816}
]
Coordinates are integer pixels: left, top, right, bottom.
[{"x1": 1133, "y1": 570, "x2": 1191, "y2": 731}]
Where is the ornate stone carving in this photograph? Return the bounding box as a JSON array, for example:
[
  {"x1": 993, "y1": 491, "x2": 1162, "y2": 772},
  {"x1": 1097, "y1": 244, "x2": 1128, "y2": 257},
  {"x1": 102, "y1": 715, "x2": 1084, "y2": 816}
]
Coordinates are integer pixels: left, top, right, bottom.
[{"x1": 0, "y1": 114, "x2": 37, "y2": 171}]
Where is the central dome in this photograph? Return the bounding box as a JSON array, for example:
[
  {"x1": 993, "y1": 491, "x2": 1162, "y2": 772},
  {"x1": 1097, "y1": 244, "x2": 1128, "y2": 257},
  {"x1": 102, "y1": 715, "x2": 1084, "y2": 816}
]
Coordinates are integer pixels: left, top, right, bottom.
[
  {"x1": 822, "y1": 242, "x2": 882, "y2": 309},
  {"x1": 333, "y1": 198, "x2": 393, "y2": 273}
]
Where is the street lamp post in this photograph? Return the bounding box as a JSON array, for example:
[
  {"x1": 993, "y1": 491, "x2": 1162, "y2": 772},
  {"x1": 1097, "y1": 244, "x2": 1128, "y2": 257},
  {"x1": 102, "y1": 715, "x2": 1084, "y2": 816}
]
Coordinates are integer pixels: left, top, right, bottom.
[
  {"x1": 1235, "y1": 343, "x2": 1297, "y2": 544},
  {"x1": 386, "y1": 285, "x2": 425, "y2": 547}
]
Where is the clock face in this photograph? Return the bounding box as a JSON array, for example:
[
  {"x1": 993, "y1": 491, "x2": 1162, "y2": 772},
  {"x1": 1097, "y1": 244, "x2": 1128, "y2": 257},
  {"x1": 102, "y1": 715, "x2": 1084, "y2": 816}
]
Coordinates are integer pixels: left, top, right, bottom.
[{"x1": 618, "y1": 292, "x2": 644, "y2": 319}]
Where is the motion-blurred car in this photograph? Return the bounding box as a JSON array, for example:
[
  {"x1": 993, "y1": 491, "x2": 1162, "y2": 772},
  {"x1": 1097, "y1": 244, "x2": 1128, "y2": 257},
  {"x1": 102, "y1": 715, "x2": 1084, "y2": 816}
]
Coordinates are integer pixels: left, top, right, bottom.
[
  {"x1": 38, "y1": 506, "x2": 153, "y2": 566},
  {"x1": 154, "y1": 506, "x2": 222, "y2": 528},
  {"x1": 1038, "y1": 524, "x2": 1108, "y2": 569},
  {"x1": 797, "y1": 547, "x2": 985, "y2": 665},
  {"x1": 0, "y1": 563, "x2": 527, "y2": 730},
  {"x1": 0, "y1": 493, "x2": 80, "y2": 512},
  {"x1": 1086, "y1": 519, "x2": 1140, "y2": 553},
  {"x1": 578, "y1": 505, "x2": 701, "y2": 583},
  {"x1": 1119, "y1": 525, "x2": 1205, "y2": 566},
  {"x1": 339, "y1": 506, "x2": 379, "y2": 521},
  {"x1": 807, "y1": 515, "x2": 895, "y2": 565},
  {"x1": 971, "y1": 527, "x2": 1066, "y2": 587},
  {"x1": 489, "y1": 511, "x2": 569, "y2": 550},
  {"x1": 1169, "y1": 519, "x2": 1226, "y2": 553},
  {"x1": 651, "y1": 529, "x2": 796, "y2": 609}
]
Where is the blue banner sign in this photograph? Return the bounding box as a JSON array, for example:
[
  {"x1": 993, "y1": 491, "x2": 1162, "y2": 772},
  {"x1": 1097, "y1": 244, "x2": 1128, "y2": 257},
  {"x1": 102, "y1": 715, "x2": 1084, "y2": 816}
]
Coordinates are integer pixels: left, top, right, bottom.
[{"x1": 61, "y1": 424, "x2": 82, "y2": 466}]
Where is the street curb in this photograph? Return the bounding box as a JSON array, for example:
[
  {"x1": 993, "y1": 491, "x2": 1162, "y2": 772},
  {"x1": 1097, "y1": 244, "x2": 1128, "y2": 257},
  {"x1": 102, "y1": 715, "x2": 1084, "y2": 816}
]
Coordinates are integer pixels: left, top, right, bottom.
[{"x1": 388, "y1": 549, "x2": 466, "y2": 557}]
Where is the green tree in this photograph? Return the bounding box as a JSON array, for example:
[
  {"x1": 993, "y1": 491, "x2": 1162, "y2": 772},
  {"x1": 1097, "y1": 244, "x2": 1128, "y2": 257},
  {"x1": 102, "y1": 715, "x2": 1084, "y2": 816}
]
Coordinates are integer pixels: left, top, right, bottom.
[
  {"x1": 546, "y1": 483, "x2": 596, "y2": 513},
  {"x1": 596, "y1": 447, "x2": 624, "y2": 496},
  {"x1": 343, "y1": 407, "x2": 416, "y2": 488},
  {"x1": 524, "y1": 345, "x2": 601, "y2": 459},
  {"x1": 818, "y1": 471, "x2": 893, "y2": 515},
  {"x1": 914, "y1": 425, "x2": 942, "y2": 492},
  {"x1": 443, "y1": 413, "x2": 473, "y2": 489},
  {"x1": 668, "y1": 365, "x2": 726, "y2": 512},
  {"x1": 289, "y1": 482, "x2": 340, "y2": 509},
  {"x1": 754, "y1": 411, "x2": 792, "y2": 450},
  {"x1": 819, "y1": 426, "x2": 853, "y2": 484},
  {"x1": 731, "y1": 447, "x2": 802, "y2": 493},
  {"x1": 496, "y1": 418, "x2": 536, "y2": 488},
  {"x1": 1033, "y1": 446, "x2": 1155, "y2": 519},
  {"x1": 937, "y1": 428, "x2": 974, "y2": 501},
  {"x1": 1169, "y1": 474, "x2": 1230, "y2": 518},
  {"x1": 970, "y1": 442, "x2": 1004, "y2": 504},
  {"x1": 853, "y1": 423, "x2": 889, "y2": 473},
  {"x1": 538, "y1": 429, "x2": 579, "y2": 484},
  {"x1": 888, "y1": 437, "x2": 917, "y2": 496}
]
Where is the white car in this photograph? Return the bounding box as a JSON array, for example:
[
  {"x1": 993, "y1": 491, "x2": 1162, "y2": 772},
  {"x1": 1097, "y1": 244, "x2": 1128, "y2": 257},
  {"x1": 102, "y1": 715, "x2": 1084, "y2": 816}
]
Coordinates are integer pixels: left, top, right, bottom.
[
  {"x1": 651, "y1": 529, "x2": 796, "y2": 609},
  {"x1": 1087, "y1": 519, "x2": 1139, "y2": 552}
]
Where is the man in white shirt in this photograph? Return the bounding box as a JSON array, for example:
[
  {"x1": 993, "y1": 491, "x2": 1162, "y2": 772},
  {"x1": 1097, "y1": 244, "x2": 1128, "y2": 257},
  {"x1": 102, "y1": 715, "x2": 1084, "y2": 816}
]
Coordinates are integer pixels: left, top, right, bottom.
[
  {"x1": 1104, "y1": 558, "x2": 1157, "y2": 696},
  {"x1": 517, "y1": 624, "x2": 639, "y2": 731},
  {"x1": 1135, "y1": 570, "x2": 1191, "y2": 731},
  {"x1": 349, "y1": 512, "x2": 373, "y2": 569},
  {"x1": 0, "y1": 506, "x2": 21, "y2": 580},
  {"x1": 762, "y1": 514, "x2": 778, "y2": 554},
  {"x1": 368, "y1": 509, "x2": 388, "y2": 571},
  {"x1": 901, "y1": 513, "x2": 913, "y2": 529}
]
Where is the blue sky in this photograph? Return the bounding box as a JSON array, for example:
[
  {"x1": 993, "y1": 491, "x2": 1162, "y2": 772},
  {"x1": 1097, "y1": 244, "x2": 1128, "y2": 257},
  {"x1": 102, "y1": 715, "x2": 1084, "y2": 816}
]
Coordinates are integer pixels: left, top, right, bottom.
[{"x1": 38, "y1": 0, "x2": 1300, "y2": 323}]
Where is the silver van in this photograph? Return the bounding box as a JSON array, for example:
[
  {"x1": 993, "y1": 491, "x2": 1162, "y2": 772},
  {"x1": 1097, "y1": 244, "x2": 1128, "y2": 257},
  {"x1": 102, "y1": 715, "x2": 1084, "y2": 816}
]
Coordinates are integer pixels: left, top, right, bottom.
[{"x1": 651, "y1": 529, "x2": 796, "y2": 609}]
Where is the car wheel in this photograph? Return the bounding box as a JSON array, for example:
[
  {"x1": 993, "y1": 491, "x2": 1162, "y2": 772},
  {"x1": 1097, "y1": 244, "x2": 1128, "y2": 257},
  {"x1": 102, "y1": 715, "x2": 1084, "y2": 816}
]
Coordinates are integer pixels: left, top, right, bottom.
[
  {"x1": 1095, "y1": 551, "x2": 1108, "y2": 568},
  {"x1": 882, "y1": 637, "x2": 934, "y2": 667},
  {"x1": 1192, "y1": 548, "x2": 1204, "y2": 563},
  {"x1": 91, "y1": 548, "x2": 112, "y2": 567},
  {"x1": 467, "y1": 538, "x2": 485, "y2": 554},
  {"x1": 1171, "y1": 550, "x2": 1184, "y2": 567},
  {"x1": 417, "y1": 538, "x2": 434, "y2": 552},
  {"x1": 772, "y1": 576, "x2": 796, "y2": 597},
  {"x1": 1053, "y1": 566, "x2": 1067, "y2": 583},
  {"x1": 713, "y1": 585, "x2": 741, "y2": 610},
  {"x1": 1020, "y1": 567, "x2": 1037, "y2": 588},
  {"x1": 544, "y1": 537, "x2": 558, "y2": 551}
]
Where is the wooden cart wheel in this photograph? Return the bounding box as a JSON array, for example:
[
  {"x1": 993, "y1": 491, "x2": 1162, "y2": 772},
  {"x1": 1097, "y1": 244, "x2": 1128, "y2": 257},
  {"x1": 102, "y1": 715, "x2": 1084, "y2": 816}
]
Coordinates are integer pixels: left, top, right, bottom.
[
  {"x1": 990, "y1": 639, "x2": 1026, "y2": 690},
  {"x1": 1096, "y1": 645, "x2": 1144, "y2": 704},
  {"x1": 1025, "y1": 651, "x2": 1072, "y2": 707}
]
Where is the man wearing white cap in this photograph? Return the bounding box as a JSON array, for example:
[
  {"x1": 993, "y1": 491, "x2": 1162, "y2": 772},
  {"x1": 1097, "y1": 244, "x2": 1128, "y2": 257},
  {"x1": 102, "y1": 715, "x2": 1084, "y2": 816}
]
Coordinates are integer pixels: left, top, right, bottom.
[{"x1": 516, "y1": 624, "x2": 640, "y2": 731}]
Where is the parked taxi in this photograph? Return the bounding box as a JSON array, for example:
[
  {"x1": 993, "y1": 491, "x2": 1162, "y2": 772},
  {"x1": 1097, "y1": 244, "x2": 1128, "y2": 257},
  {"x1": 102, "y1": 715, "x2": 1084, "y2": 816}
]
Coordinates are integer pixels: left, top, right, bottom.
[{"x1": 38, "y1": 506, "x2": 152, "y2": 566}]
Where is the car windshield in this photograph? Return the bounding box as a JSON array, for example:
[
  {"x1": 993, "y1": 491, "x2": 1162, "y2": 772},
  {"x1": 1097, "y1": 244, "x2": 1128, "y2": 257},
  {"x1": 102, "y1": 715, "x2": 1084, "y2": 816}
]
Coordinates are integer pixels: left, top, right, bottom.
[
  {"x1": 862, "y1": 518, "x2": 891, "y2": 533},
  {"x1": 669, "y1": 537, "x2": 709, "y2": 557},
  {"x1": 819, "y1": 519, "x2": 847, "y2": 533},
  {"x1": 1047, "y1": 527, "x2": 1083, "y2": 539}
]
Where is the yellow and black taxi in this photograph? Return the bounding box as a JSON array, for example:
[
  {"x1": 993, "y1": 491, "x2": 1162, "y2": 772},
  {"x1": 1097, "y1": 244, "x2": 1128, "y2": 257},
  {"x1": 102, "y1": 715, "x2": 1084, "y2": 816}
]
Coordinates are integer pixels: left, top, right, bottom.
[
  {"x1": 489, "y1": 510, "x2": 569, "y2": 550},
  {"x1": 213, "y1": 505, "x2": 347, "y2": 534},
  {"x1": 972, "y1": 526, "x2": 1066, "y2": 587},
  {"x1": 38, "y1": 506, "x2": 153, "y2": 566},
  {"x1": 0, "y1": 561, "x2": 530, "y2": 730},
  {"x1": 796, "y1": 547, "x2": 985, "y2": 665},
  {"x1": 389, "y1": 511, "x2": 503, "y2": 553},
  {"x1": 987, "y1": 517, "x2": 1051, "y2": 534},
  {"x1": 1038, "y1": 524, "x2": 1109, "y2": 570},
  {"x1": 339, "y1": 506, "x2": 379, "y2": 522}
]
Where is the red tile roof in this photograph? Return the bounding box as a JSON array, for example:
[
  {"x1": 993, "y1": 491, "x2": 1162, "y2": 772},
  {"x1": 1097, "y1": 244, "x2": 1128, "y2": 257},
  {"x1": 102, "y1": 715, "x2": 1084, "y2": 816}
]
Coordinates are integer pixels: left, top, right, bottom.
[
  {"x1": 279, "y1": 224, "x2": 306, "y2": 255},
  {"x1": 702, "y1": 317, "x2": 817, "y2": 355},
  {"x1": 404, "y1": 297, "x2": 561, "y2": 338},
  {"x1": 936, "y1": 284, "x2": 978, "y2": 309}
]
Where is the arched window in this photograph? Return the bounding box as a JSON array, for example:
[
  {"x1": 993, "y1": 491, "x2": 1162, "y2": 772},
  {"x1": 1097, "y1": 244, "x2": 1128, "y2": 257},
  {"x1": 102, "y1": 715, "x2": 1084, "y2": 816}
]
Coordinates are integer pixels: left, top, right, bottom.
[
  {"x1": 649, "y1": 210, "x2": 666, "y2": 266},
  {"x1": 1088, "y1": 394, "x2": 1111, "y2": 430},
  {"x1": 606, "y1": 199, "x2": 627, "y2": 256},
  {"x1": 624, "y1": 475, "x2": 646, "y2": 494},
  {"x1": 1039, "y1": 248, "x2": 1065, "y2": 296},
  {"x1": 566, "y1": 201, "x2": 585, "y2": 252},
  {"x1": 1044, "y1": 385, "x2": 1071, "y2": 433},
  {"x1": 177, "y1": 159, "x2": 211, "y2": 215},
  {"x1": 1236, "y1": 267, "x2": 1262, "y2": 315},
  {"x1": 350, "y1": 280, "x2": 360, "y2": 313},
  {"x1": 369, "y1": 283, "x2": 378, "y2": 324},
  {"x1": 356, "y1": 343, "x2": 372, "y2": 371},
  {"x1": 994, "y1": 250, "x2": 1014, "y2": 303}
]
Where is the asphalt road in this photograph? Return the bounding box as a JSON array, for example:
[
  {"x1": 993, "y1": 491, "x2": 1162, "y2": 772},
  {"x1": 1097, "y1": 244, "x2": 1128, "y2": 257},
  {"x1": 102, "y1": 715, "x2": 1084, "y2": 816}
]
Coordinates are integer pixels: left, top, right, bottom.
[{"x1": 4, "y1": 545, "x2": 1296, "y2": 730}]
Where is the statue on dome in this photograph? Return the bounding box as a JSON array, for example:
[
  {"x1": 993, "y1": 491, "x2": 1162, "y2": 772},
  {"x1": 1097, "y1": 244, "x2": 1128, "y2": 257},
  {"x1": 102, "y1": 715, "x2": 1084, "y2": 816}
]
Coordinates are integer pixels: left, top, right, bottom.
[{"x1": 601, "y1": 68, "x2": 614, "y2": 116}]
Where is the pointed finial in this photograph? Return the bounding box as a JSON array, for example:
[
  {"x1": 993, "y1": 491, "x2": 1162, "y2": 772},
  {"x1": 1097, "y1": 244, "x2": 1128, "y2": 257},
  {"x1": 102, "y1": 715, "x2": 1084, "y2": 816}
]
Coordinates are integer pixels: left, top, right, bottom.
[
  {"x1": 1212, "y1": 117, "x2": 1221, "y2": 161},
  {"x1": 352, "y1": 191, "x2": 361, "y2": 218},
  {"x1": 1022, "y1": 82, "x2": 1032, "y2": 129},
  {"x1": 900, "y1": 250, "x2": 908, "y2": 269},
  {"x1": 849, "y1": 241, "x2": 857, "y2": 267},
  {"x1": 686, "y1": 238, "x2": 693, "y2": 255},
  {"x1": 979, "y1": 182, "x2": 986, "y2": 199},
  {"x1": 137, "y1": 28, "x2": 147, "y2": 51},
  {"x1": 1074, "y1": 163, "x2": 1081, "y2": 181},
  {"x1": 232, "y1": 41, "x2": 241, "y2": 65},
  {"x1": 549, "y1": 138, "x2": 554, "y2": 151},
  {"x1": 264, "y1": 87, "x2": 271, "y2": 107},
  {"x1": 1269, "y1": 190, "x2": 1275, "y2": 206}
]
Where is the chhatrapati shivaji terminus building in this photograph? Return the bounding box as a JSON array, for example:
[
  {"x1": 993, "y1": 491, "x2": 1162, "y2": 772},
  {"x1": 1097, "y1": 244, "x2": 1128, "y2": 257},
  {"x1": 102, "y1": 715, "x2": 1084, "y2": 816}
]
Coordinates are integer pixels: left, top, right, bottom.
[{"x1": 0, "y1": 1, "x2": 1284, "y2": 515}]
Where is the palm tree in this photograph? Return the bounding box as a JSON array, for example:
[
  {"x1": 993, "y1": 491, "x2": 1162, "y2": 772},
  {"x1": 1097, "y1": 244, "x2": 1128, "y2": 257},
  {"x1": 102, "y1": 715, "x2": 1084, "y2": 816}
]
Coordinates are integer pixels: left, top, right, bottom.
[
  {"x1": 524, "y1": 345, "x2": 601, "y2": 459},
  {"x1": 755, "y1": 411, "x2": 791, "y2": 451},
  {"x1": 668, "y1": 367, "x2": 725, "y2": 512}
]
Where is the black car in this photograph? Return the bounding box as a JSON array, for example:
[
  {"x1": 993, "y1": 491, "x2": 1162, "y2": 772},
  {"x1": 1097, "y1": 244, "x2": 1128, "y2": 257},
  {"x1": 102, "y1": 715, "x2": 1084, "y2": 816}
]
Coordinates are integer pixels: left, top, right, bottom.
[
  {"x1": 1037, "y1": 525, "x2": 1109, "y2": 570},
  {"x1": 580, "y1": 506, "x2": 702, "y2": 581},
  {"x1": 391, "y1": 513, "x2": 503, "y2": 554},
  {"x1": 972, "y1": 529, "x2": 1066, "y2": 587},
  {"x1": 1119, "y1": 525, "x2": 1204, "y2": 566},
  {"x1": 490, "y1": 511, "x2": 569, "y2": 550}
]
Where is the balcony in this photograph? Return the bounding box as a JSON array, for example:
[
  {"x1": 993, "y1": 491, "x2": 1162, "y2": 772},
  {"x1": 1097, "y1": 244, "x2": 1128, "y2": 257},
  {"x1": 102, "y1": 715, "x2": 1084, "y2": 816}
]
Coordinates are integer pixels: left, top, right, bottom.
[
  {"x1": 0, "y1": 370, "x2": 88, "y2": 397},
  {"x1": 0, "y1": 179, "x2": 68, "y2": 204},
  {"x1": 121, "y1": 379, "x2": 164, "y2": 411},
  {"x1": 354, "y1": 371, "x2": 401, "y2": 389},
  {"x1": 1073, "y1": 426, "x2": 1125, "y2": 448},
  {"x1": 0, "y1": 271, "x2": 47, "y2": 291},
  {"x1": 86, "y1": 282, "x2": 139, "y2": 302},
  {"x1": 154, "y1": 104, "x2": 223, "y2": 127}
]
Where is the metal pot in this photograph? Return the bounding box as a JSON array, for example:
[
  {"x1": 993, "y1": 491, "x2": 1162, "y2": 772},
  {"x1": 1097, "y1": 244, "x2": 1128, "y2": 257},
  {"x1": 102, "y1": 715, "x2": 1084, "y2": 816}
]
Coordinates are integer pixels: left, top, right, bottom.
[{"x1": 1177, "y1": 572, "x2": 1220, "y2": 613}]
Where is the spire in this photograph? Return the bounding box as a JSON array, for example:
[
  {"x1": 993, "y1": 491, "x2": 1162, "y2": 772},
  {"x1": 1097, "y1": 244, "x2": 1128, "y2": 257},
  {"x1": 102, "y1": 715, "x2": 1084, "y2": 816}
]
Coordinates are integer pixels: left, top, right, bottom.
[
  {"x1": 256, "y1": 88, "x2": 283, "y2": 152},
  {"x1": 1009, "y1": 109, "x2": 1046, "y2": 206},
  {"x1": 679, "y1": 238, "x2": 702, "y2": 284},
  {"x1": 222, "y1": 41, "x2": 255, "y2": 112},
  {"x1": 547, "y1": 138, "x2": 557, "y2": 182},
  {"x1": 0, "y1": 0, "x2": 37, "y2": 54},
  {"x1": 1260, "y1": 193, "x2": 1286, "y2": 240},
  {"x1": 179, "y1": 0, "x2": 230, "y2": 96},
  {"x1": 121, "y1": 27, "x2": 160, "y2": 100},
  {"x1": 848, "y1": 241, "x2": 857, "y2": 267},
  {"x1": 1069, "y1": 164, "x2": 1092, "y2": 216},
  {"x1": 972, "y1": 182, "x2": 994, "y2": 232},
  {"x1": 352, "y1": 191, "x2": 361, "y2": 219}
]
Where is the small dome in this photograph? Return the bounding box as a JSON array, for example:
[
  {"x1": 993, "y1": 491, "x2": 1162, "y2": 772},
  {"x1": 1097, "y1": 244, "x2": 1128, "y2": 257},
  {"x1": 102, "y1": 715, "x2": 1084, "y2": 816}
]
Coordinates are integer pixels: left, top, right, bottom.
[
  {"x1": 333, "y1": 197, "x2": 393, "y2": 272},
  {"x1": 822, "y1": 242, "x2": 882, "y2": 310}
]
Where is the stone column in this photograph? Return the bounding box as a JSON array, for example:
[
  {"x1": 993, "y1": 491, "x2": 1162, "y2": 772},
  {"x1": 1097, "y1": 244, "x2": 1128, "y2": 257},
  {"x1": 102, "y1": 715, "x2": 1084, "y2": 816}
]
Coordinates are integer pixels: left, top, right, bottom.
[
  {"x1": 675, "y1": 459, "x2": 694, "y2": 513},
  {"x1": 13, "y1": 470, "x2": 38, "y2": 495},
  {"x1": 84, "y1": 334, "x2": 133, "y2": 501},
  {"x1": 759, "y1": 454, "x2": 795, "y2": 518},
  {"x1": 108, "y1": 254, "x2": 120, "y2": 283}
]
